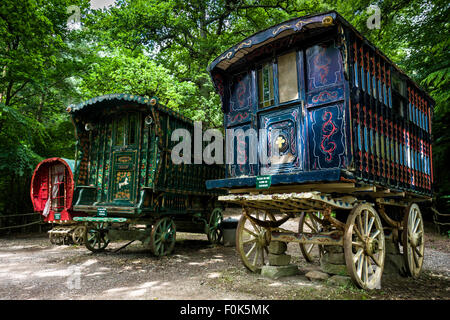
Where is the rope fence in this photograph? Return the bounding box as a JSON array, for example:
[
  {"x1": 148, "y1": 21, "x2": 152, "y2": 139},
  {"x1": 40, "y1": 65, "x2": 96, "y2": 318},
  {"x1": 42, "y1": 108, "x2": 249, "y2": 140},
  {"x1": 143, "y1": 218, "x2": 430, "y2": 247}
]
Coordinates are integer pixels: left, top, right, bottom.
[{"x1": 0, "y1": 213, "x2": 43, "y2": 232}]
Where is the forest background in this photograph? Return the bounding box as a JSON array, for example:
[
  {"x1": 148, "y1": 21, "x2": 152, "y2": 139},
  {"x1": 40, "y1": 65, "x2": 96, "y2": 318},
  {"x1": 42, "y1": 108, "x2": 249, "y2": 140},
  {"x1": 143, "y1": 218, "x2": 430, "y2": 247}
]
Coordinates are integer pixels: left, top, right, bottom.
[{"x1": 0, "y1": 0, "x2": 448, "y2": 222}]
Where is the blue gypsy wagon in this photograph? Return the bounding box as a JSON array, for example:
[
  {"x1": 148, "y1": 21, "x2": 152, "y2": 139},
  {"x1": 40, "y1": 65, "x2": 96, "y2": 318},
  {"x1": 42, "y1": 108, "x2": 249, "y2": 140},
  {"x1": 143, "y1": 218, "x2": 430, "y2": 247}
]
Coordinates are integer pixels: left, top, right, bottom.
[{"x1": 206, "y1": 11, "x2": 434, "y2": 289}]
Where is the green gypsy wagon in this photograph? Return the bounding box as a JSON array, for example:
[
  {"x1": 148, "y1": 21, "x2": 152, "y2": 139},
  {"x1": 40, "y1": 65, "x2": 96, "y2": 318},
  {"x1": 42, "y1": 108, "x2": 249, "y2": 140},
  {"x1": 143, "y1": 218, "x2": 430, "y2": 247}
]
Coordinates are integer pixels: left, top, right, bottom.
[{"x1": 68, "y1": 94, "x2": 224, "y2": 256}]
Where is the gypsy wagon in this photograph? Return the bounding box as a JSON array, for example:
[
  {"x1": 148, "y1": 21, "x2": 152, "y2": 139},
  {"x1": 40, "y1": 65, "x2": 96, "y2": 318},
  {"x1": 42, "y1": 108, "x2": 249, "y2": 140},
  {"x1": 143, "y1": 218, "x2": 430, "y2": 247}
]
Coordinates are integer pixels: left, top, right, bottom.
[
  {"x1": 30, "y1": 157, "x2": 85, "y2": 244},
  {"x1": 206, "y1": 11, "x2": 434, "y2": 289},
  {"x1": 67, "y1": 94, "x2": 224, "y2": 256}
]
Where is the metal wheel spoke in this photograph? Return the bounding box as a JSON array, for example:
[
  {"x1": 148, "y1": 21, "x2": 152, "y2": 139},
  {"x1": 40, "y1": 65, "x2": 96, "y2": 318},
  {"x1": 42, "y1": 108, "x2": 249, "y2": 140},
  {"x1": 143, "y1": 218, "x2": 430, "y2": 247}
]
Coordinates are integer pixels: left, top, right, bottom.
[
  {"x1": 352, "y1": 241, "x2": 364, "y2": 248},
  {"x1": 248, "y1": 217, "x2": 261, "y2": 233},
  {"x1": 243, "y1": 227, "x2": 258, "y2": 238},
  {"x1": 364, "y1": 210, "x2": 369, "y2": 236},
  {"x1": 306, "y1": 244, "x2": 314, "y2": 254},
  {"x1": 356, "y1": 253, "x2": 364, "y2": 278},
  {"x1": 412, "y1": 249, "x2": 420, "y2": 268},
  {"x1": 354, "y1": 226, "x2": 365, "y2": 242},
  {"x1": 246, "y1": 243, "x2": 257, "y2": 258},
  {"x1": 368, "y1": 252, "x2": 382, "y2": 267},
  {"x1": 413, "y1": 216, "x2": 420, "y2": 233},
  {"x1": 363, "y1": 256, "x2": 369, "y2": 283},
  {"x1": 243, "y1": 237, "x2": 257, "y2": 245},
  {"x1": 354, "y1": 248, "x2": 364, "y2": 264},
  {"x1": 414, "y1": 245, "x2": 423, "y2": 258},
  {"x1": 253, "y1": 247, "x2": 260, "y2": 266},
  {"x1": 370, "y1": 229, "x2": 381, "y2": 240},
  {"x1": 367, "y1": 216, "x2": 375, "y2": 236}
]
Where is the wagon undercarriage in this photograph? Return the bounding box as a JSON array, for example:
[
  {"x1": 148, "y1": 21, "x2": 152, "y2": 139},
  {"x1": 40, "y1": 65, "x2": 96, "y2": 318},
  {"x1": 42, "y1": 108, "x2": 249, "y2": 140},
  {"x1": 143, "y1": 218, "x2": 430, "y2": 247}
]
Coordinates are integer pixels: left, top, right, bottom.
[
  {"x1": 220, "y1": 188, "x2": 426, "y2": 290},
  {"x1": 73, "y1": 207, "x2": 224, "y2": 257}
]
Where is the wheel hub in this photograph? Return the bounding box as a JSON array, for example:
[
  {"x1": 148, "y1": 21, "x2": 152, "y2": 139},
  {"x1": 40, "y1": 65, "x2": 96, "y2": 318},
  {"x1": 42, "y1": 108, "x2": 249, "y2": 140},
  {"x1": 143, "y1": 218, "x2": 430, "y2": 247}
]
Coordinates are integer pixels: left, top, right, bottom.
[
  {"x1": 410, "y1": 232, "x2": 421, "y2": 247},
  {"x1": 364, "y1": 237, "x2": 377, "y2": 255},
  {"x1": 257, "y1": 229, "x2": 270, "y2": 247}
]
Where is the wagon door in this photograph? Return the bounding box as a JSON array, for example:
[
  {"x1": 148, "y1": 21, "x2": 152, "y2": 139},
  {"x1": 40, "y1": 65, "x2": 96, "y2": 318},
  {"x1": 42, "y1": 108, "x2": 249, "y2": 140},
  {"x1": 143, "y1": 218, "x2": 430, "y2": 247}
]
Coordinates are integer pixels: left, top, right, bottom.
[
  {"x1": 110, "y1": 112, "x2": 140, "y2": 204},
  {"x1": 257, "y1": 51, "x2": 306, "y2": 175}
]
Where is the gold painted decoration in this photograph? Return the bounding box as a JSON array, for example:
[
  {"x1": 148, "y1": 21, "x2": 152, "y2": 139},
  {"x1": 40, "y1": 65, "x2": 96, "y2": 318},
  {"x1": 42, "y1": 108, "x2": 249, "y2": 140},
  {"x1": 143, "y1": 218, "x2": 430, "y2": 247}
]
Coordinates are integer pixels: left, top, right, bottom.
[
  {"x1": 322, "y1": 16, "x2": 334, "y2": 26},
  {"x1": 234, "y1": 40, "x2": 252, "y2": 51},
  {"x1": 272, "y1": 24, "x2": 292, "y2": 35}
]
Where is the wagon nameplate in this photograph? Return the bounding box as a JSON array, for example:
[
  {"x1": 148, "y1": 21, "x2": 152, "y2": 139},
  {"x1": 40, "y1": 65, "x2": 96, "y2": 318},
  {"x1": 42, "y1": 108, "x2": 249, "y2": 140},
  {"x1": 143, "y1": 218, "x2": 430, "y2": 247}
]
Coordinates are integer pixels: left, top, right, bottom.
[
  {"x1": 117, "y1": 164, "x2": 133, "y2": 170},
  {"x1": 97, "y1": 207, "x2": 107, "y2": 217},
  {"x1": 54, "y1": 213, "x2": 61, "y2": 220},
  {"x1": 256, "y1": 175, "x2": 271, "y2": 189}
]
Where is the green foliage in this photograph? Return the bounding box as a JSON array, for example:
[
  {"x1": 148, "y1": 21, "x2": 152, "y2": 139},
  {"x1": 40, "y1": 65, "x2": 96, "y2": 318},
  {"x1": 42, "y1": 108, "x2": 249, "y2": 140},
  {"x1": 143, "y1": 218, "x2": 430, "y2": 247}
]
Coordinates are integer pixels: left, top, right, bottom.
[
  {"x1": 77, "y1": 50, "x2": 212, "y2": 121},
  {"x1": 0, "y1": 0, "x2": 448, "y2": 216}
]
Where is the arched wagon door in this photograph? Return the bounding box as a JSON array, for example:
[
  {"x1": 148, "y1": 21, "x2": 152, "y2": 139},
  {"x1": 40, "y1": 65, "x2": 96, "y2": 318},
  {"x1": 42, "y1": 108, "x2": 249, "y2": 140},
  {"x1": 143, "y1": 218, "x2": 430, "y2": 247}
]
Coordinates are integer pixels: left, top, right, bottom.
[{"x1": 30, "y1": 157, "x2": 76, "y2": 222}]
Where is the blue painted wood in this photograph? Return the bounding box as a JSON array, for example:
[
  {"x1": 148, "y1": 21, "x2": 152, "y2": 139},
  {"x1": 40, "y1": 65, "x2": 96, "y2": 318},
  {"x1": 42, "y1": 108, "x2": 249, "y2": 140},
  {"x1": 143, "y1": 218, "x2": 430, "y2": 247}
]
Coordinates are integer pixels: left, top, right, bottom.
[
  {"x1": 206, "y1": 168, "x2": 345, "y2": 190},
  {"x1": 259, "y1": 106, "x2": 304, "y2": 174},
  {"x1": 308, "y1": 104, "x2": 346, "y2": 170},
  {"x1": 226, "y1": 123, "x2": 257, "y2": 178},
  {"x1": 206, "y1": 12, "x2": 434, "y2": 196},
  {"x1": 229, "y1": 71, "x2": 252, "y2": 112}
]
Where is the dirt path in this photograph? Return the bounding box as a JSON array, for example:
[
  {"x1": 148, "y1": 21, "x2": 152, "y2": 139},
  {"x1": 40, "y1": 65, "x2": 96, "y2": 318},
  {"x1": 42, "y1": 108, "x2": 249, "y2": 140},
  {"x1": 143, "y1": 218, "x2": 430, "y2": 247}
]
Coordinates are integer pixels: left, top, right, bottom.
[{"x1": 0, "y1": 215, "x2": 448, "y2": 300}]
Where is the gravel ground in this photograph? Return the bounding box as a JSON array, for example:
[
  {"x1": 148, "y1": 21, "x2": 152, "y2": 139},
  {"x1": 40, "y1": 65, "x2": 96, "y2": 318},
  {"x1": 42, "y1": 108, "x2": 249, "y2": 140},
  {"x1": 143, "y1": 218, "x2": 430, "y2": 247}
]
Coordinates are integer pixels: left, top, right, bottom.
[{"x1": 0, "y1": 211, "x2": 448, "y2": 300}]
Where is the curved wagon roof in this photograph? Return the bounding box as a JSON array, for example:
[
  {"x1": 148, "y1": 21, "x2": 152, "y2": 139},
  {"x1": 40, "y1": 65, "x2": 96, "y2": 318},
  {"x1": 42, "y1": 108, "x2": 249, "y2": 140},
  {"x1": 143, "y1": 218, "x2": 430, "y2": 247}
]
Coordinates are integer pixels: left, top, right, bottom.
[
  {"x1": 30, "y1": 157, "x2": 78, "y2": 220},
  {"x1": 67, "y1": 93, "x2": 193, "y2": 124},
  {"x1": 208, "y1": 10, "x2": 434, "y2": 104}
]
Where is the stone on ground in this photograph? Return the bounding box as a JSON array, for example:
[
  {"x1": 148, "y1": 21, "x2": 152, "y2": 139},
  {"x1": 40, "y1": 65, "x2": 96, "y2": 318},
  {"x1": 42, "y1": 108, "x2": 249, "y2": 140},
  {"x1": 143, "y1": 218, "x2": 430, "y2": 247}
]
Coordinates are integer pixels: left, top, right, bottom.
[
  {"x1": 327, "y1": 275, "x2": 354, "y2": 287},
  {"x1": 268, "y1": 253, "x2": 291, "y2": 266},
  {"x1": 261, "y1": 265, "x2": 298, "y2": 279},
  {"x1": 320, "y1": 259, "x2": 348, "y2": 275},
  {"x1": 305, "y1": 270, "x2": 329, "y2": 281},
  {"x1": 268, "y1": 241, "x2": 287, "y2": 254}
]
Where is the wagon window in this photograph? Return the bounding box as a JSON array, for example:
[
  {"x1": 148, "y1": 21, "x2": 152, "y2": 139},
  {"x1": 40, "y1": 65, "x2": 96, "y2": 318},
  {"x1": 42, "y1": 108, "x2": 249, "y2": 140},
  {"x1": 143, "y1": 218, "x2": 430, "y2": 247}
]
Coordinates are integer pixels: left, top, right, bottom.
[
  {"x1": 258, "y1": 62, "x2": 274, "y2": 108},
  {"x1": 278, "y1": 51, "x2": 299, "y2": 103},
  {"x1": 128, "y1": 115, "x2": 137, "y2": 145},
  {"x1": 391, "y1": 72, "x2": 406, "y2": 97},
  {"x1": 115, "y1": 117, "x2": 126, "y2": 146}
]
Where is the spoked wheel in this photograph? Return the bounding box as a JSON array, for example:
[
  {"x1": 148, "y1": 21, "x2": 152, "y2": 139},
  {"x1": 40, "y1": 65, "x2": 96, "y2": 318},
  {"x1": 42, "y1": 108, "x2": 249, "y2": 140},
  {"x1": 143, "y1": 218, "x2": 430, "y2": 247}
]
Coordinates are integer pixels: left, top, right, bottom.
[
  {"x1": 150, "y1": 217, "x2": 176, "y2": 257},
  {"x1": 206, "y1": 208, "x2": 223, "y2": 244},
  {"x1": 72, "y1": 226, "x2": 86, "y2": 245},
  {"x1": 344, "y1": 203, "x2": 385, "y2": 290},
  {"x1": 402, "y1": 203, "x2": 424, "y2": 278},
  {"x1": 298, "y1": 212, "x2": 325, "y2": 262},
  {"x1": 49, "y1": 232, "x2": 57, "y2": 245},
  {"x1": 236, "y1": 209, "x2": 290, "y2": 273},
  {"x1": 85, "y1": 223, "x2": 110, "y2": 253}
]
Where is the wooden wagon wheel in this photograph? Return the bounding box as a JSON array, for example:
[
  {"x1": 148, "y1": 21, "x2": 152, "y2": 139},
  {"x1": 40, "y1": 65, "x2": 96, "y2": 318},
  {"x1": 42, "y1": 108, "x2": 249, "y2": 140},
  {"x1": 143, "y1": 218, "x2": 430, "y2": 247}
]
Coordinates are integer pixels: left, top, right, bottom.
[
  {"x1": 85, "y1": 223, "x2": 109, "y2": 252},
  {"x1": 49, "y1": 232, "x2": 57, "y2": 245},
  {"x1": 150, "y1": 217, "x2": 176, "y2": 257},
  {"x1": 298, "y1": 212, "x2": 325, "y2": 262},
  {"x1": 72, "y1": 225, "x2": 86, "y2": 245},
  {"x1": 236, "y1": 209, "x2": 290, "y2": 273},
  {"x1": 344, "y1": 203, "x2": 385, "y2": 290},
  {"x1": 206, "y1": 208, "x2": 223, "y2": 244},
  {"x1": 402, "y1": 203, "x2": 424, "y2": 278}
]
